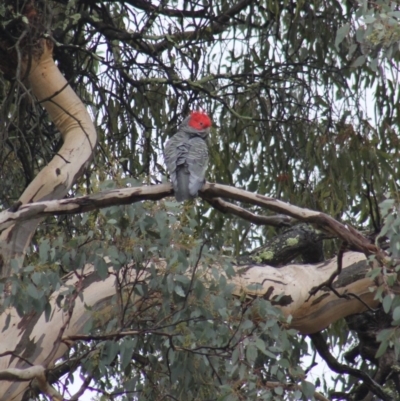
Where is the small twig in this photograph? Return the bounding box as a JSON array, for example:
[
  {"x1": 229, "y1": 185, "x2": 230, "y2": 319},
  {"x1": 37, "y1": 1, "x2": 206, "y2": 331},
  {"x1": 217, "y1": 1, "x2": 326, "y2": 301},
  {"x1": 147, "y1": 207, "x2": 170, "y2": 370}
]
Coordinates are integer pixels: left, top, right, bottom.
[
  {"x1": 0, "y1": 351, "x2": 33, "y2": 366},
  {"x1": 69, "y1": 373, "x2": 93, "y2": 401},
  {"x1": 344, "y1": 291, "x2": 377, "y2": 312},
  {"x1": 306, "y1": 242, "x2": 377, "y2": 311},
  {"x1": 37, "y1": 81, "x2": 70, "y2": 104},
  {"x1": 330, "y1": 391, "x2": 351, "y2": 400},
  {"x1": 184, "y1": 241, "x2": 207, "y2": 303},
  {"x1": 307, "y1": 241, "x2": 348, "y2": 300},
  {"x1": 55, "y1": 153, "x2": 71, "y2": 164}
]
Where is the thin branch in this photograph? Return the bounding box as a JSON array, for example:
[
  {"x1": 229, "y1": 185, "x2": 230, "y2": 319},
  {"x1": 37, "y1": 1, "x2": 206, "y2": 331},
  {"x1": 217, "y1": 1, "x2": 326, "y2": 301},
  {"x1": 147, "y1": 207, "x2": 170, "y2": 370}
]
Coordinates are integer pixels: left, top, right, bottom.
[
  {"x1": 203, "y1": 196, "x2": 293, "y2": 227},
  {"x1": 63, "y1": 330, "x2": 152, "y2": 342},
  {"x1": 308, "y1": 241, "x2": 348, "y2": 299},
  {"x1": 69, "y1": 373, "x2": 93, "y2": 401},
  {"x1": 124, "y1": 0, "x2": 208, "y2": 18},
  {"x1": 82, "y1": 0, "x2": 253, "y2": 56},
  {"x1": 184, "y1": 240, "x2": 206, "y2": 304},
  {"x1": 309, "y1": 332, "x2": 392, "y2": 401},
  {"x1": 307, "y1": 242, "x2": 377, "y2": 311}
]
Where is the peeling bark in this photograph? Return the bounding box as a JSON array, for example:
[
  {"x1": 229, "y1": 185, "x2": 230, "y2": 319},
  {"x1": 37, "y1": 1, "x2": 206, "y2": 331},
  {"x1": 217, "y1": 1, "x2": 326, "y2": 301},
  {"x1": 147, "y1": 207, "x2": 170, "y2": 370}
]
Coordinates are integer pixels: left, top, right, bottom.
[
  {"x1": 0, "y1": 41, "x2": 97, "y2": 278},
  {"x1": 0, "y1": 252, "x2": 380, "y2": 398}
]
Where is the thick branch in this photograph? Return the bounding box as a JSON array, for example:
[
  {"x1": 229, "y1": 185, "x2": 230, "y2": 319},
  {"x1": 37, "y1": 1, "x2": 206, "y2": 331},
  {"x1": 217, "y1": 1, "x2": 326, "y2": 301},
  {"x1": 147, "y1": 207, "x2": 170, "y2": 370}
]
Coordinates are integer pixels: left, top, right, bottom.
[
  {"x1": 0, "y1": 182, "x2": 377, "y2": 255},
  {"x1": 233, "y1": 251, "x2": 380, "y2": 333},
  {"x1": 240, "y1": 223, "x2": 328, "y2": 266},
  {"x1": 200, "y1": 183, "x2": 377, "y2": 255},
  {"x1": 0, "y1": 251, "x2": 380, "y2": 398},
  {"x1": 0, "y1": 40, "x2": 97, "y2": 277},
  {"x1": 0, "y1": 254, "x2": 380, "y2": 388},
  {"x1": 0, "y1": 366, "x2": 63, "y2": 400},
  {"x1": 0, "y1": 184, "x2": 173, "y2": 231}
]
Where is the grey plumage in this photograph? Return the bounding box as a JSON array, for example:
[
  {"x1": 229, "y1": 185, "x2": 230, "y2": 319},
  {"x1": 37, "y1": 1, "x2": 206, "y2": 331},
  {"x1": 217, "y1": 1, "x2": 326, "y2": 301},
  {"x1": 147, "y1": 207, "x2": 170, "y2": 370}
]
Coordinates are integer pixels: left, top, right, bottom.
[{"x1": 164, "y1": 113, "x2": 211, "y2": 202}]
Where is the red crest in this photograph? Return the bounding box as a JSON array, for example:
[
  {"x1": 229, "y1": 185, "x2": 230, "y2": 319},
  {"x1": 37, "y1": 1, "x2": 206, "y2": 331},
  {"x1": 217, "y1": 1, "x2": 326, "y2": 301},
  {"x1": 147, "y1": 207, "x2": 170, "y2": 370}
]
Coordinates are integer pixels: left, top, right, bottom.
[{"x1": 188, "y1": 111, "x2": 212, "y2": 130}]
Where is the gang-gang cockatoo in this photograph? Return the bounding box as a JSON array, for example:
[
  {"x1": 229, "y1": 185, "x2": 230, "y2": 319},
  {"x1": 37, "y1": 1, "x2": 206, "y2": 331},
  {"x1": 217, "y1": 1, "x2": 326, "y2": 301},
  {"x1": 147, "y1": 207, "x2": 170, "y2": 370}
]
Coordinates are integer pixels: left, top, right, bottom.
[{"x1": 164, "y1": 111, "x2": 211, "y2": 201}]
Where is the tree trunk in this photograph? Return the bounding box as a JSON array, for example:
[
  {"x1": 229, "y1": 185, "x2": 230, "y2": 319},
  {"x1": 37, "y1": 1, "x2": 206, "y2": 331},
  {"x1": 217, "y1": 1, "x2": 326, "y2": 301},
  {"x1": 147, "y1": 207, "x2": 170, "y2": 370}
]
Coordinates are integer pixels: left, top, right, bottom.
[{"x1": 0, "y1": 251, "x2": 379, "y2": 399}]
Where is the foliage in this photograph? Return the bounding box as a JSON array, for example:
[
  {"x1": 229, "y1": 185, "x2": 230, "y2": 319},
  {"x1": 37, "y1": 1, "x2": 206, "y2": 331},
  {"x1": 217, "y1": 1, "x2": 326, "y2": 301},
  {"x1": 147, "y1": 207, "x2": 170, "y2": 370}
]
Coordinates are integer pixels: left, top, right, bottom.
[
  {"x1": 20, "y1": 198, "x2": 309, "y2": 400},
  {"x1": 2, "y1": 0, "x2": 400, "y2": 251}
]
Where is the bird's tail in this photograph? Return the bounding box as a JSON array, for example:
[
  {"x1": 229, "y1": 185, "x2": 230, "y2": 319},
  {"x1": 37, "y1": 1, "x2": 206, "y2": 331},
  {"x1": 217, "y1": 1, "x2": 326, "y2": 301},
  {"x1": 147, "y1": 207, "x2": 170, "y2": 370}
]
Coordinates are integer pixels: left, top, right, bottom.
[{"x1": 175, "y1": 166, "x2": 192, "y2": 202}]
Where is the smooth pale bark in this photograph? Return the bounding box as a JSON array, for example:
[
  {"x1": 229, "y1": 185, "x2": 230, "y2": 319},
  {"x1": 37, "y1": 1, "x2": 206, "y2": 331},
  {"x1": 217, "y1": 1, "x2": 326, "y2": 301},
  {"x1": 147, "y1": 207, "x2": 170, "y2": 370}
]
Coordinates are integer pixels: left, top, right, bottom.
[
  {"x1": 0, "y1": 41, "x2": 97, "y2": 277},
  {"x1": 0, "y1": 183, "x2": 292, "y2": 231},
  {"x1": 0, "y1": 182, "x2": 375, "y2": 255},
  {"x1": 233, "y1": 251, "x2": 378, "y2": 333},
  {"x1": 0, "y1": 251, "x2": 378, "y2": 399}
]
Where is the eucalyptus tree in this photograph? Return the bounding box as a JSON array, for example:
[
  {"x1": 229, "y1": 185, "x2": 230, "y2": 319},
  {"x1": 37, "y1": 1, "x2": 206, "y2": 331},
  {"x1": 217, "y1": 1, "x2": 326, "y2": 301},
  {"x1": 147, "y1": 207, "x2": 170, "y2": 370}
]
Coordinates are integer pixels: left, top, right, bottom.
[{"x1": 1, "y1": 0, "x2": 400, "y2": 400}]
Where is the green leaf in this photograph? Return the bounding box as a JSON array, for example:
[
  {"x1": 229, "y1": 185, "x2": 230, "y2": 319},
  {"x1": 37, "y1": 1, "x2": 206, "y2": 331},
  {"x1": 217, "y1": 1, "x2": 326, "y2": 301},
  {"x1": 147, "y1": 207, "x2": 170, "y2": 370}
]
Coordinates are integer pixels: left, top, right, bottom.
[
  {"x1": 39, "y1": 240, "x2": 50, "y2": 263},
  {"x1": 301, "y1": 380, "x2": 316, "y2": 398},
  {"x1": 335, "y1": 24, "x2": 350, "y2": 49},
  {"x1": 375, "y1": 339, "x2": 389, "y2": 359},
  {"x1": 231, "y1": 347, "x2": 239, "y2": 365},
  {"x1": 246, "y1": 344, "x2": 257, "y2": 366},
  {"x1": 2, "y1": 314, "x2": 11, "y2": 332},
  {"x1": 382, "y1": 294, "x2": 393, "y2": 313},
  {"x1": 393, "y1": 305, "x2": 400, "y2": 321},
  {"x1": 121, "y1": 338, "x2": 134, "y2": 370},
  {"x1": 102, "y1": 341, "x2": 119, "y2": 365},
  {"x1": 27, "y1": 283, "x2": 40, "y2": 299},
  {"x1": 351, "y1": 55, "x2": 366, "y2": 68},
  {"x1": 241, "y1": 320, "x2": 253, "y2": 330},
  {"x1": 96, "y1": 258, "x2": 109, "y2": 279},
  {"x1": 174, "y1": 284, "x2": 185, "y2": 297},
  {"x1": 363, "y1": 15, "x2": 376, "y2": 23}
]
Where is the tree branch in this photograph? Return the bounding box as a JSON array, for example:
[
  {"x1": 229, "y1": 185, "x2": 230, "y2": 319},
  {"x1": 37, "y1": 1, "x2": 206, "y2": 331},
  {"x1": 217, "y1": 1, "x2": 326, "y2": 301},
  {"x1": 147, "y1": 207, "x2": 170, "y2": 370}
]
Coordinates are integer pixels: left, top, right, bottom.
[
  {"x1": 0, "y1": 365, "x2": 63, "y2": 400},
  {"x1": 309, "y1": 332, "x2": 392, "y2": 401},
  {"x1": 123, "y1": 0, "x2": 209, "y2": 18},
  {"x1": 82, "y1": 0, "x2": 253, "y2": 55},
  {"x1": 0, "y1": 251, "x2": 380, "y2": 399},
  {"x1": 202, "y1": 196, "x2": 293, "y2": 227},
  {"x1": 0, "y1": 182, "x2": 378, "y2": 256},
  {"x1": 200, "y1": 183, "x2": 378, "y2": 255},
  {"x1": 0, "y1": 40, "x2": 97, "y2": 278}
]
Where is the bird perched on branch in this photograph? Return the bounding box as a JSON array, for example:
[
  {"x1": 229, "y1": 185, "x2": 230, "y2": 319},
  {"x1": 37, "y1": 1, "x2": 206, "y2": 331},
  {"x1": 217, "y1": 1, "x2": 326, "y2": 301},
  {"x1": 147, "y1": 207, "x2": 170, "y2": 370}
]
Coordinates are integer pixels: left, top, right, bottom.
[{"x1": 164, "y1": 111, "x2": 211, "y2": 202}]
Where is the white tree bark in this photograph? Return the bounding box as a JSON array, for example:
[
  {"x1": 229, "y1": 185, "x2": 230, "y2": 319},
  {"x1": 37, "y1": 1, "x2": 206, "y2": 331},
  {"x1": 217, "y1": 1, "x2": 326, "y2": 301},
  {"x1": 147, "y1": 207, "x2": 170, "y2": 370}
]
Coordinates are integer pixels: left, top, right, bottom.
[
  {"x1": 0, "y1": 251, "x2": 377, "y2": 399},
  {"x1": 0, "y1": 40, "x2": 97, "y2": 278},
  {"x1": 0, "y1": 39, "x2": 96, "y2": 400}
]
